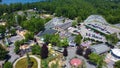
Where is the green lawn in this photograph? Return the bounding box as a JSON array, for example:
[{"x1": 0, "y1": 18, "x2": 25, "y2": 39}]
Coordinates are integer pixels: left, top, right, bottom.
[{"x1": 15, "y1": 57, "x2": 38, "y2": 68}]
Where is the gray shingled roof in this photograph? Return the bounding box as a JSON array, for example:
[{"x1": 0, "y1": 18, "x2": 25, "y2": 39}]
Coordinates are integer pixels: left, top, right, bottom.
[
  {"x1": 90, "y1": 44, "x2": 110, "y2": 54},
  {"x1": 84, "y1": 15, "x2": 108, "y2": 25},
  {"x1": 37, "y1": 29, "x2": 57, "y2": 36},
  {"x1": 45, "y1": 17, "x2": 64, "y2": 29},
  {"x1": 58, "y1": 22, "x2": 72, "y2": 30}
]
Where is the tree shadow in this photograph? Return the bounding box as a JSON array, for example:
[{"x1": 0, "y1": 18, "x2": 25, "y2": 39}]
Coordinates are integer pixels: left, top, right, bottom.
[
  {"x1": 87, "y1": 60, "x2": 97, "y2": 66},
  {"x1": 5, "y1": 54, "x2": 11, "y2": 61}
]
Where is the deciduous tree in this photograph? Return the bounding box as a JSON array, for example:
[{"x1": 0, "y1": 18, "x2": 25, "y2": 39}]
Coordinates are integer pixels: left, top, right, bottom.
[
  {"x1": 114, "y1": 60, "x2": 120, "y2": 68},
  {"x1": 3, "y1": 62, "x2": 12, "y2": 68},
  {"x1": 31, "y1": 44, "x2": 41, "y2": 55},
  {"x1": 74, "y1": 34, "x2": 82, "y2": 46},
  {"x1": 0, "y1": 44, "x2": 8, "y2": 60}
]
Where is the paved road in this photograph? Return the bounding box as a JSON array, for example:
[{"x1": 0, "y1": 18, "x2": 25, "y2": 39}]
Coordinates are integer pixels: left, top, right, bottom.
[
  {"x1": 8, "y1": 35, "x2": 24, "y2": 63},
  {"x1": 9, "y1": 35, "x2": 23, "y2": 43},
  {"x1": 8, "y1": 44, "x2": 20, "y2": 63},
  {"x1": 65, "y1": 47, "x2": 96, "y2": 68}
]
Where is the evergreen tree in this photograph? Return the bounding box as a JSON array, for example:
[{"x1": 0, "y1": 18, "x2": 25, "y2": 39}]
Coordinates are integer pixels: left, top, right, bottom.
[
  {"x1": 84, "y1": 48, "x2": 92, "y2": 59},
  {"x1": 76, "y1": 46, "x2": 83, "y2": 56},
  {"x1": 26, "y1": 53, "x2": 32, "y2": 68},
  {"x1": 41, "y1": 44, "x2": 48, "y2": 59},
  {"x1": 63, "y1": 48, "x2": 68, "y2": 57}
]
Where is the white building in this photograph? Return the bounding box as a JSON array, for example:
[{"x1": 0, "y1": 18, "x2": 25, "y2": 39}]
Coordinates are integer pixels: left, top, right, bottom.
[
  {"x1": 106, "y1": 49, "x2": 120, "y2": 62},
  {"x1": 84, "y1": 15, "x2": 108, "y2": 25},
  {"x1": 84, "y1": 15, "x2": 120, "y2": 39}
]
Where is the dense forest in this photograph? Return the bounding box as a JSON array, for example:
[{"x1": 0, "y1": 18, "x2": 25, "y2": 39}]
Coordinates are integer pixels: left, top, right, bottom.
[{"x1": 0, "y1": 0, "x2": 120, "y2": 24}]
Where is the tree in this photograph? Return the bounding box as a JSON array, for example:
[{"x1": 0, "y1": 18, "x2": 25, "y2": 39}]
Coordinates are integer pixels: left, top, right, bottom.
[
  {"x1": 1, "y1": 0, "x2": 120, "y2": 24},
  {"x1": 0, "y1": 25, "x2": 6, "y2": 34},
  {"x1": 72, "y1": 21, "x2": 77, "y2": 27},
  {"x1": 17, "y1": 15, "x2": 26, "y2": 25},
  {"x1": 24, "y1": 32, "x2": 34, "y2": 41},
  {"x1": 26, "y1": 53, "x2": 32, "y2": 68},
  {"x1": 42, "y1": 60, "x2": 48, "y2": 68},
  {"x1": 45, "y1": 18, "x2": 52, "y2": 23},
  {"x1": 50, "y1": 34, "x2": 60, "y2": 46},
  {"x1": 77, "y1": 16, "x2": 82, "y2": 23},
  {"x1": 44, "y1": 34, "x2": 60, "y2": 46},
  {"x1": 31, "y1": 44, "x2": 41, "y2": 55},
  {"x1": 14, "y1": 40, "x2": 25, "y2": 54},
  {"x1": 63, "y1": 48, "x2": 68, "y2": 57},
  {"x1": 14, "y1": 41, "x2": 21, "y2": 54},
  {"x1": 89, "y1": 53, "x2": 101, "y2": 64},
  {"x1": 60, "y1": 38, "x2": 68, "y2": 47},
  {"x1": 43, "y1": 34, "x2": 52, "y2": 44},
  {"x1": 21, "y1": 18, "x2": 45, "y2": 33},
  {"x1": 3, "y1": 62, "x2": 12, "y2": 68},
  {"x1": 89, "y1": 53, "x2": 105, "y2": 68},
  {"x1": 76, "y1": 46, "x2": 84, "y2": 56},
  {"x1": 10, "y1": 28, "x2": 16, "y2": 36},
  {"x1": 41, "y1": 44, "x2": 48, "y2": 59},
  {"x1": 0, "y1": 44, "x2": 8, "y2": 60},
  {"x1": 106, "y1": 33, "x2": 119, "y2": 45},
  {"x1": 74, "y1": 34, "x2": 82, "y2": 46},
  {"x1": 84, "y1": 48, "x2": 92, "y2": 59},
  {"x1": 114, "y1": 60, "x2": 120, "y2": 68}
]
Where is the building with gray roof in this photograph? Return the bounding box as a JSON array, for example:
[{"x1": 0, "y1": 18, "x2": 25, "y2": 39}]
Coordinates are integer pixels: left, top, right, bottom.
[
  {"x1": 45, "y1": 17, "x2": 73, "y2": 30},
  {"x1": 58, "y1": 20, "x2": 72, "y2": 30},
  {"x1": 84, "y1": 15, "x2": 108, "y2": 25},
  {"x1": 90, "y1": 44, "x2": 110, "y2": 54},
  {"x1": 45, "y1": 17, "x2": 65, "y2": 29},
  {"x1": 37, "y1": 29, "x2": 57, "y2": 36},
  {"x1": 67, "y1": 36, "x2": 76, "y2": 46}
]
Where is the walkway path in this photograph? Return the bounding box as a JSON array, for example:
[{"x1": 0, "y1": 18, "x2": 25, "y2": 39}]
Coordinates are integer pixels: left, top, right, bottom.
[
  {"x1": 13, "y1": 55, "x2": 41, "y2": 68},
  {"x1": 65, "y1": 46, "x2": 96, "y2": 68},
  {"x1": 8, "y1": 44, "x2": 20, "y2": 63}
]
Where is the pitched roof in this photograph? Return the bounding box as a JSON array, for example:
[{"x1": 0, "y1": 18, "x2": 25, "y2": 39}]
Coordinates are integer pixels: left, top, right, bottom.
[
  {"x1": 37, "y1": 29, "x2": 57, "y2": 36},
  {"x1": 84, "y1": 15, "x2": 108, "y2": 25},
  {"x1": 45, "y1": 17, "x2": 65, "y2": 29},
  {"x1": 58, "y1": 21, "x2": 72, "y2": 30},
  {"x1": 90, "y1": 44, "x2": 110, "y2": 54}
]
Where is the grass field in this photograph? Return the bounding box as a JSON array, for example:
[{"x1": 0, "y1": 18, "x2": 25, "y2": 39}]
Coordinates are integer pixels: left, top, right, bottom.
[{"x1": 15, "y1": 57, "x2": 38, "y2": 68}]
